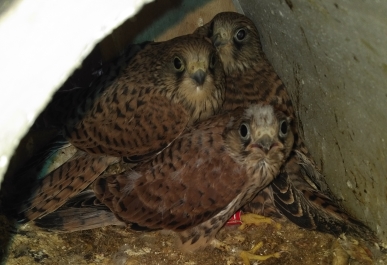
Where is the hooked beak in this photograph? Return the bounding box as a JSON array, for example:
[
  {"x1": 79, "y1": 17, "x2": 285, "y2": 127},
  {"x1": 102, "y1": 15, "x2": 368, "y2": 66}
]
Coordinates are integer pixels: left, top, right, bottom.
[
  {"x1": 211, "y1": 33, "x2": 228, "y2": 48},
  {"x1": 191, "y1": 69, "x2": 206, "y2": 86},
  {"x1": 251, "y1": 135, "x2": 274, "y2": 153}
]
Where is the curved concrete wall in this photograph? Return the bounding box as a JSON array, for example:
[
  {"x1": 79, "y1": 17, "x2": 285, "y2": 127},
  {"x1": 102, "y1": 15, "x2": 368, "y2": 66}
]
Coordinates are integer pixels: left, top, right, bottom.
[
  {"x1": 0, "y1": 0, "x2": 153, "y2": 184},
  {"x1": 238, "y1": 0, "x2": 387, "y2": 242}
]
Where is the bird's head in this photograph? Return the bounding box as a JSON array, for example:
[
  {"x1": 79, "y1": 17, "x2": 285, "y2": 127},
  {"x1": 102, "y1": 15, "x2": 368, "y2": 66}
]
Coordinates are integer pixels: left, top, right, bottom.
[
  {"x1": 224, "y1": 104, "x2": 294, "y2": 179},
  {"x1": 150, "y1": 35, "x2": 225, "y2": 125},
  {"x1": 194, "y1": 12, "x2": 263, "y2": 75}
]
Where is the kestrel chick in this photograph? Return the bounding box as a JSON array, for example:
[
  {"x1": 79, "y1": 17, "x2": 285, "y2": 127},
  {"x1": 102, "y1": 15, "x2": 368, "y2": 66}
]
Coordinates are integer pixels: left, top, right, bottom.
[
  {"x1": 194, "y1": 12, "x2": 293, "y2": 116},
  {"x1": 194, "y1": 12, "x2": 375, "y2": 240},
  {"x1": 34, "y1": 104, "x2": 293, "y2": 260},
  {"x1": 93, "y1": 104, "x2": 293, "y2": 253},
  {"x1": 42, "y1": 35, "x2": 225, "y2": 160}
]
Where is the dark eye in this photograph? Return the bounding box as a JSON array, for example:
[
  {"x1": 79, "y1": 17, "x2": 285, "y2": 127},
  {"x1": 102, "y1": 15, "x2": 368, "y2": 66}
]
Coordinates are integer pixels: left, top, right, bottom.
[
  {"x1": 279, "y1": 120, "x2": 288, "y2": 138},
  {"x1": 209, "y1": 53, "x2": 217, "y2": 69},
  {"x1": 239, "y1": 123, "x2": 250, "y2": 140},
  {"x1": 173, "y1": 57, "x2": 184, "y2": 71},
  {"x1": 235, "y1": 28, "x2": 246, "y2": 41}
]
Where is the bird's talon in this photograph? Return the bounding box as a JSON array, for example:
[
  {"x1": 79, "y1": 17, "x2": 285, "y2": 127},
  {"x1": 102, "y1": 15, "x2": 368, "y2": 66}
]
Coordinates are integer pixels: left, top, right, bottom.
[
  {"x1": 240, "y1": 241, "x2": 281, "y2": 265},
  {"x1": 239, "y1": 213, "x2": 280, "y2": 230}
]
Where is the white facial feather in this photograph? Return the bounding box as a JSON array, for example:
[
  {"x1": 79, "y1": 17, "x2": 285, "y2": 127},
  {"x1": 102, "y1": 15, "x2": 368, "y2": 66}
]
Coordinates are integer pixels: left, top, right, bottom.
[{"x1": 244, "y1": 104, "x2": 275, "y2": 127}]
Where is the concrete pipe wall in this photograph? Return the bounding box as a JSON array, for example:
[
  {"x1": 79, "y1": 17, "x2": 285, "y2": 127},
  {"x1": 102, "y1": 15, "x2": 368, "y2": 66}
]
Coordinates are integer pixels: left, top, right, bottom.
[
  {"x1": 237, "y1": 0, "x2": 387, "y2": 242},
  {"x1": 0, "y1": 0, "x2": 153, "y2": 184}
]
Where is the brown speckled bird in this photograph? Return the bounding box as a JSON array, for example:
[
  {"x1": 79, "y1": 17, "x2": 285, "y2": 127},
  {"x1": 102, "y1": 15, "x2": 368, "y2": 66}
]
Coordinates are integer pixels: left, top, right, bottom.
[
  {"x1": 194, "y1": 12, "x2": 376, "y2": 240},
  {"x1": 34, "y1": 104, "x2": 294, "y2": 262},
  {"x1": 94, "y1": 104, "x2": 293, "y2": 251},
  {"x1": 12, "y1": 35, "x2": 226, "y2": 223},
  {"x1": 41, "y1": 34, "x2": 225, "y2": 161}
]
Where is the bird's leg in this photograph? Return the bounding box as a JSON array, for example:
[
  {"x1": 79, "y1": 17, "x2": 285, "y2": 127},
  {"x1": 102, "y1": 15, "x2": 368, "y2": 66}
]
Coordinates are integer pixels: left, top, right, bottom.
[
  {"x1": 183, "y1": 213, "x2": 282, "y2": 264},
  {"x1": 239, "y1": 212, "x2": 281, "y2": 230},
  {"x1": 237, "y1": 213, "x2": 282, "y2": 265},
  {"x1": 239, "y1": 242, "x2": 281, "y2": 265},
  {"x1": 210, "y1": 238, "x2": 281, "y2": 265}
]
